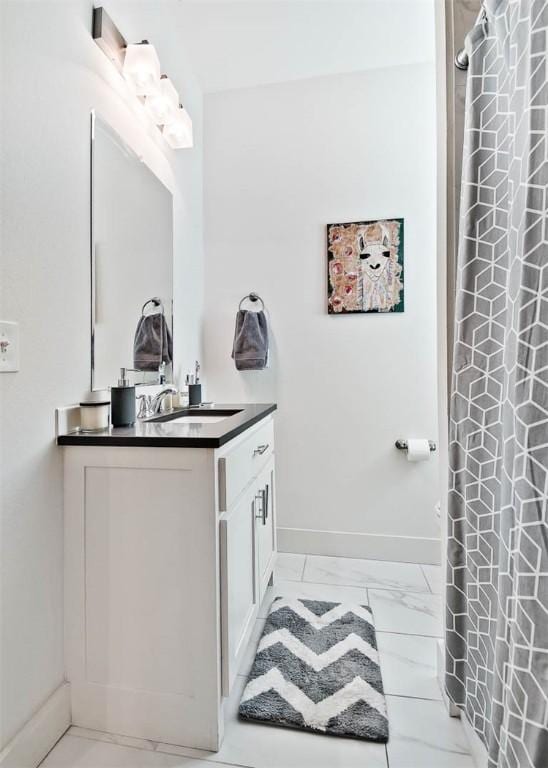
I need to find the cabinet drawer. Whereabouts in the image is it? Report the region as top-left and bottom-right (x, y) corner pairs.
(218, 418), (274, 511)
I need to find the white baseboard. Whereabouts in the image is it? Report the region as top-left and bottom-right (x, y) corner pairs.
(0, 683), (71, 768)
(277, 526), (441, 564)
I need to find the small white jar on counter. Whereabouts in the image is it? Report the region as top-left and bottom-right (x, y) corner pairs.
(172, 389), (190, 409)
(80, 400), (110, 432)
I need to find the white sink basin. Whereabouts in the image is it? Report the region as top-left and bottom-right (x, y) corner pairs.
(168, 415), (231, 424)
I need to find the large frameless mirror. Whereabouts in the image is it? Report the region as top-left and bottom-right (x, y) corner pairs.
(90, 112), (174, 391)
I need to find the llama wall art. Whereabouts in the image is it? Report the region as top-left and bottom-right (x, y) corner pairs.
(327, 218), (404, 314)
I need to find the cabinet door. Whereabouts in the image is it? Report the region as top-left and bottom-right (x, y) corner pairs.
(219, 485), (256, 695)
(254, 456), (277, 605)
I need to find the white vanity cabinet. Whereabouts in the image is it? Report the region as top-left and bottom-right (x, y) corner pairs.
(63, 413), (276, 752)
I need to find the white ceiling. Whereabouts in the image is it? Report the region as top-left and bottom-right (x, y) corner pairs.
(108, 0), (436, 94)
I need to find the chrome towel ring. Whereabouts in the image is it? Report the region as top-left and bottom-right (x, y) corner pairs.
(238, 292), (265, 311)
(141, 297), (164, 315)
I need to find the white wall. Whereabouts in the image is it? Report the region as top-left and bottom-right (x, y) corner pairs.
(0, 0), (203, 749)
(203, 64), (440, 563)
(172, 0), (436, 93)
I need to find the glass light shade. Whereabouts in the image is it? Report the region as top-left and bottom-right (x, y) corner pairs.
(145, 76), (179, 126)
(122, 42), (161, 96)
(163, 107), (193, 149)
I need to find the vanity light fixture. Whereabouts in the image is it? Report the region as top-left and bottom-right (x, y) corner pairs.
(122, 41), (161, 97)
(145, 75), (179, 126)
(92, 7), (193, 150)
(163, 106), (193, 149)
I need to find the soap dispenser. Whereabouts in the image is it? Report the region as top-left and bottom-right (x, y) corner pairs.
(111, 368), (136, 427)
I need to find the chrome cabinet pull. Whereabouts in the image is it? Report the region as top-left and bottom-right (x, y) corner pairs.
(253, 443), (269, 457)
(264, 484), (269, 521)
(255, 491), (266, 525)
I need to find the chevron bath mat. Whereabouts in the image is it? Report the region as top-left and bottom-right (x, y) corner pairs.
(239, 597), (388, 741)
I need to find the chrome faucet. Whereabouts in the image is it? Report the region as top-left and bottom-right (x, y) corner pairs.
(136, 394), (153, 419)
(151, 386), (177, 414)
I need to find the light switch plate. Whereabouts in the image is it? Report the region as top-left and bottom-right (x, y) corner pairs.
(0, 321), (19, 372)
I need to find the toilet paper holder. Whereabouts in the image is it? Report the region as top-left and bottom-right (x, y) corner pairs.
(395, 439), (436, 452)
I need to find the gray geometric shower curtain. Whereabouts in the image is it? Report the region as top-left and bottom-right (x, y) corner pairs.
(446, 2), (548, 767)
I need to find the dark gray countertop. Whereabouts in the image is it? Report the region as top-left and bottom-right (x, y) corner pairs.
(57, 403), (277, 448)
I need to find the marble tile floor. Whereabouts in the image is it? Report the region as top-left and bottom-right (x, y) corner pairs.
(40, 553), (474, 768)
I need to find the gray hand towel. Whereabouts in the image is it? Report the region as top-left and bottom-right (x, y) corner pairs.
(133, 312), (173, 371)
(232, 310), (268, 370)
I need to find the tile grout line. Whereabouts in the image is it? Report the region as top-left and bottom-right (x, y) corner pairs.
(301, 556), (435, 594)
(158, 746), (252, 768)
(282, 557), (440, 594)
(384, 691), (443, 703)
(376, 629), (439, 638)
(300, 579), (435, 594)
(37, 726), (72, 768)
(419, 563), (434, 594)
(68, 730), (252, 768)
(289, 555), (443, 593)
(306, 554), (436, 567)
(375, 629), (443, 639)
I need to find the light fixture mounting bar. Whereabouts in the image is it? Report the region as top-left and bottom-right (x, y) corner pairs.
(92, 6), (126, 74)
